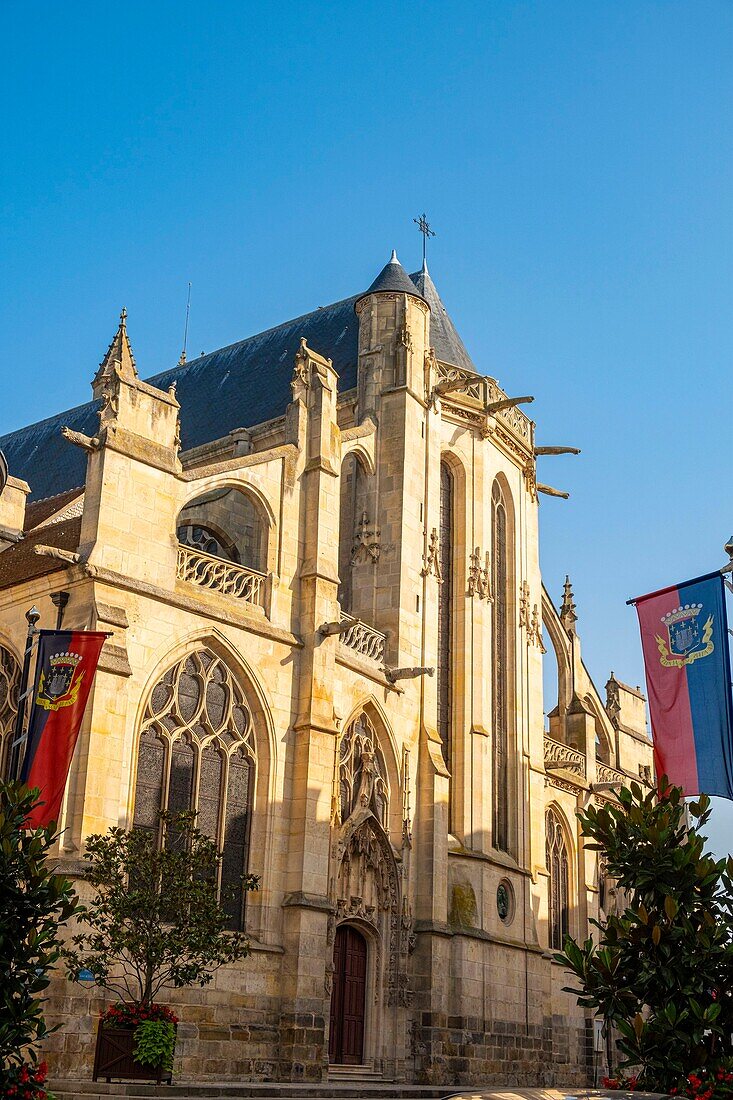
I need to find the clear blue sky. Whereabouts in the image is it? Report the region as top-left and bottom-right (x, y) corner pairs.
(2, 2), (732, 852)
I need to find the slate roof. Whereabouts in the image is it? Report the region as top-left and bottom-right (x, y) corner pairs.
(360, 251), (426, 300)
(411, 263), (474, 374)
(0, 516), (81, 591)
(0, 264), (475, 501)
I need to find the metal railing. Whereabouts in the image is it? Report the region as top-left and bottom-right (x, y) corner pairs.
(176, 544), (266, 608)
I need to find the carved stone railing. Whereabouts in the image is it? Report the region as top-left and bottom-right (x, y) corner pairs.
(544, 735), (586, 779)
(338, 614), (386, 663)
(177, 544), (266, 607)
(596, 763), (629, 789)
(435, 361), (484, 401)
(435, 361), (533, 445)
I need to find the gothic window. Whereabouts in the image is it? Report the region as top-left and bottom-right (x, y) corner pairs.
(132, 648), (256, 929)
(0, 646), (20, 779)
(177, 488), (266, 572)
(492, 480), (510, 851)
(437, 463), (453, 771)
(338, 454), (368, 613)
(546, 808), (570, 950)
(177, 524), (240, 563)
(338, 713), (388, 828)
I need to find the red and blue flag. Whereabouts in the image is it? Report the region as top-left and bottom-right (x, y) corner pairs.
(634, 572), (733, 799)
(20, 629), (107, 829)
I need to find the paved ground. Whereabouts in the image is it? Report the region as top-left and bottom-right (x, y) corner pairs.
(49, 1084), (664, 1100)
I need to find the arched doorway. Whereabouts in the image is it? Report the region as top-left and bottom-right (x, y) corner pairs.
(328, 925), (367, 1065)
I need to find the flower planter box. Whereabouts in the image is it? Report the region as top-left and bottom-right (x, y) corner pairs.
(92, 1023), (174, 1084)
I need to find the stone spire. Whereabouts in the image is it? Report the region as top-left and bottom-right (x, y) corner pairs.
(92, 308), (138, 398)
(560, 574), (577, 634)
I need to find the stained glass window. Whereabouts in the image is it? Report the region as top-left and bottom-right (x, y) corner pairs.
(546, 808), (570, 949)
(132, 648), (256, 929)
(0, 646), (20, 779)
(492, 481), (510, 851)
(438, 463), (453, 772)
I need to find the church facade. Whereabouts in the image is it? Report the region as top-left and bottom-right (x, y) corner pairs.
(0, 252), (652, 1086)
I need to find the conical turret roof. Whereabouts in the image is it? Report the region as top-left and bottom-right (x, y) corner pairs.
(359, 250), (427, 302)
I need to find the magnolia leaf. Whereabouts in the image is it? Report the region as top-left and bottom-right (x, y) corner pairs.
(663, 895), (678, 920)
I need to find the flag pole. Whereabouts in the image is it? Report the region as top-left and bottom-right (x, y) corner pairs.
(9, 606), (41, 781)
(627, 567), (732, 606)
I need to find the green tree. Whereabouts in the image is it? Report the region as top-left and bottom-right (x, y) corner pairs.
(64, 811), (257, 1006)
(556, 781), (733, 1091)
(0, 781), (78, 1077)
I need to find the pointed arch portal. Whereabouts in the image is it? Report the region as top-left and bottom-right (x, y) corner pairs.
(329, 925), (367, 1065)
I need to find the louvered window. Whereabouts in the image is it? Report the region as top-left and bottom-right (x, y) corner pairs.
(437, 463), (453, 772)
(0, 646), (20, 780)
(132, 648), (256, 930)
(492, 481), (510, 851)
(546, 808), (570, 949)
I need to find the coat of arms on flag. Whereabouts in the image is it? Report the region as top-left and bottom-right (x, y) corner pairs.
(631, 570), (733, 801)
(36, 650), (85, 710)
(655, 603), (714, 668)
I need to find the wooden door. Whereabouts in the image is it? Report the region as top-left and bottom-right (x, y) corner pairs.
(328, 925), (367, 1064)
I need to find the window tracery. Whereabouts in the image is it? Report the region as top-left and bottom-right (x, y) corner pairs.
(0, 646), (20, 779)
(546, 807), (570, 950)
(338, 713), (388, 828)
(492, 480), (510, 851)
(177, 523), (240, 563)
(437, 463), (453, 771)
(132, 648), (256, 929)
(177, 487), (266, 572)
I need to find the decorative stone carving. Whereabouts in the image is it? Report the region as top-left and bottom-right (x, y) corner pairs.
(338, 614), (386, 663)
(176, 545), (266, 606)
(523, 460), (538, 501)
(597, 762), (627, 788)
(605, 672), (621, 728)
(544, 734), (586, 778)
(529, 604), (546, 651)
(519, 580), (531, 630)
(336, 713), (388, 828)
(560, 574), (578, 634)
(351, 511), (381, 565)
(467, 547), (492, 600)
(291, 338), (310, 398)
(401, 745), (412, 847)
(422, 528), (442, 582)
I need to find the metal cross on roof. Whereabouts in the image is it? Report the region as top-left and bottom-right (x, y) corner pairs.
(413, 213), (436, 265)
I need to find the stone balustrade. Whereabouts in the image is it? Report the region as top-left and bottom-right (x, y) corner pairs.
(176, 544), (266, 608)
(338, 613), (386, 663)
(543, 735), (586, 778)
(596, 762), (629, 788)
(435, 360), (534, 444)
